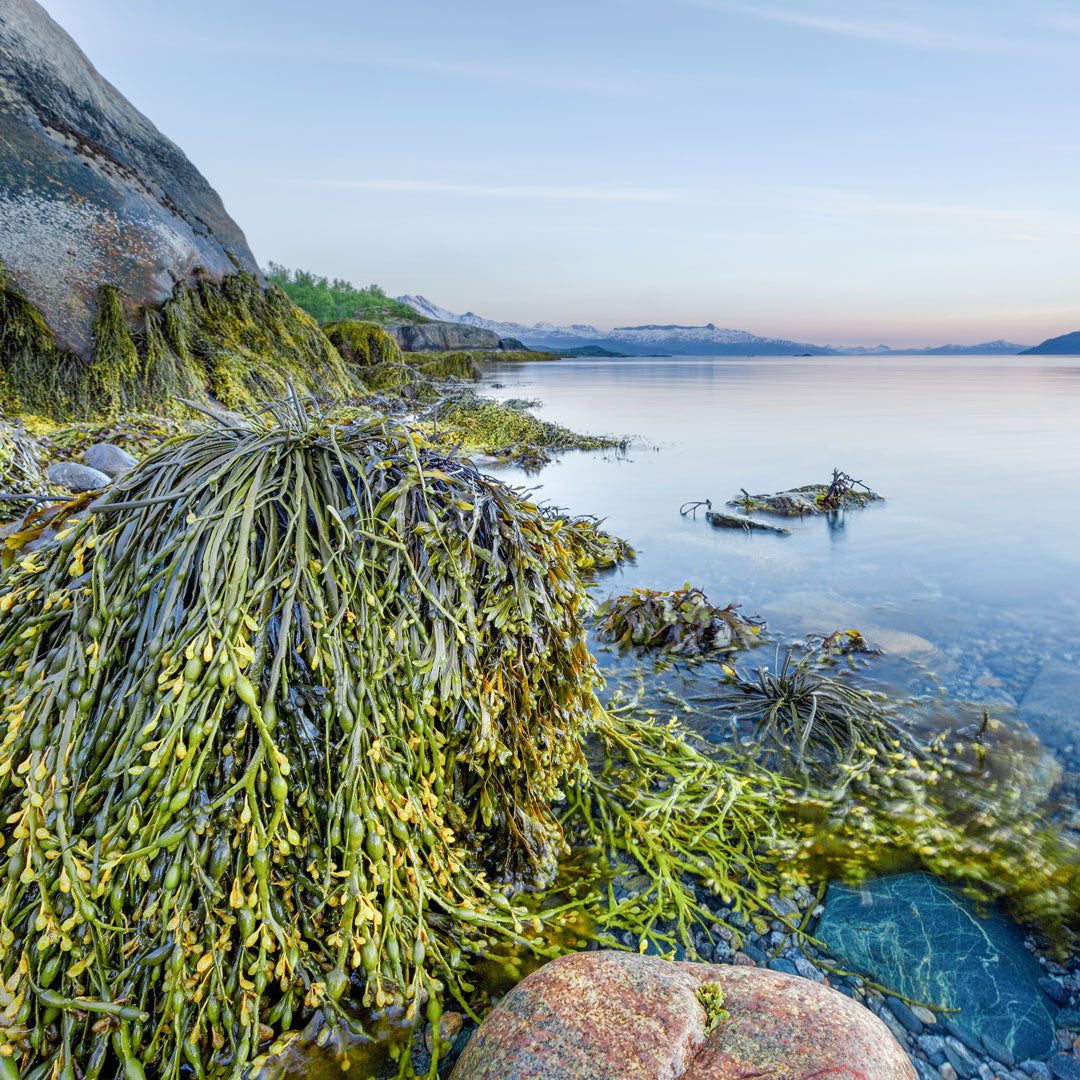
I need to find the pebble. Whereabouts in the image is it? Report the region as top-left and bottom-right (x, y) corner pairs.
(46, 461), (111, 492)
(793, 956), (825, 983)
(913, 1005), (939, 1026)
(878, 1007), (910, 1046)
(83, 442), (138, 477)
(1049, 1056), (1080, 1080)
(981, 1034), (1017, 1067)
(1021, 1061), (1053, 1078)
(767, 958), (799, 977)
(1042, 979), (1071, 1006)
(940, 1064), (959, 1080)
(888, 996), (927, 1035)
(920, 1035), (947, 1056)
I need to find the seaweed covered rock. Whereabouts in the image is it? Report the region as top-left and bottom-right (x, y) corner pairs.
(0, 4), (359, 420)
(2, 268), (360, 419)
(323, 319), (404, 368)
(597, 586), (763, 657)
(730, 470), (882, 517)
(0, 400), (609, 1077)
(435, 392), (623, 459)
(451, 950), (917, 1080)
(411, 351), (484, 380)
(0, 0), (258, 358)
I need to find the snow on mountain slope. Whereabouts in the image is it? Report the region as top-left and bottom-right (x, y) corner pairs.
(394, 296), (1028, 356)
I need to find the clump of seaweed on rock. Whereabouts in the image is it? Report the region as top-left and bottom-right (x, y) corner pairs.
(596, 586), (763, 658)
(0, 395), (788, 1079)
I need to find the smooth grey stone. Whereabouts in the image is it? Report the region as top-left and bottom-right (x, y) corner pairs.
(1049, 1056), (1080, 1080)
(1020, 663), (1080, 752)
(1057, 1009), (1080, 1030)
(46, 461), (111, 492)
(889, 996), (927, 1035)
(793, 955), (825, 983)
(767, 957), (799, 977)
(981, 1033), (1017, 1066)
(1042, 977), (1072, 1006)
(83, 442), (137, 477)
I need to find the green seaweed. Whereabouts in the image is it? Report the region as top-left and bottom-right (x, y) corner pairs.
(434, 393), (624, 457)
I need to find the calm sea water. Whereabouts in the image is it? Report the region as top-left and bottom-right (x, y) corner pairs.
(480, 355), (1080, 711)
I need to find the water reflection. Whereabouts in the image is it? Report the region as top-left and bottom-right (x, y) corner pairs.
(481, 355), (1080, 713)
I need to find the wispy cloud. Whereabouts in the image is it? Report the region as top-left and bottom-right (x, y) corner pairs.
(180, 35), (645, 98)
(777, 186), (1080, 241)
(286, 179), (690, 204)
(670, 0), (1014, 50)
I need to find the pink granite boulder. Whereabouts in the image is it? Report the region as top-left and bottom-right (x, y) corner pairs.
(451, 950), (917, 1080)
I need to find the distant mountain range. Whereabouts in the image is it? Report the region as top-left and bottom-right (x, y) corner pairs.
(1021, 331), (1080, 355)
(397, 296), (1029, 357)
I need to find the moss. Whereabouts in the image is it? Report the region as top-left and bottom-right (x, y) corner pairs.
(323, 319), (403, 368)
(409, 351), (484, 380)
(0, 263), (85, 419)
(0, 264), (363, 421)
(355, 361), (419, 392)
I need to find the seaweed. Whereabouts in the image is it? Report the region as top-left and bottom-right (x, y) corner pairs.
(0, 265), (364, 421)
(596, 587), (763, 658)
(323, 320), (404, 369)
(433, 392), (624, 458)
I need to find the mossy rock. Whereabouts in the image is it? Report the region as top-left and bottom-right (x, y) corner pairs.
(1, 266), (362, 420)
(323, 319), (403, 368)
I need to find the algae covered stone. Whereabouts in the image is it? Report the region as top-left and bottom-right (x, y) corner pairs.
(815, 872), (1056, 1061)
(451, 950), (916, 1080)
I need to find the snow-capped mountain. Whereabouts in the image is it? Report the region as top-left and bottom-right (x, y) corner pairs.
(395, 296), (1028, 357)
(396, 296), (833, 355)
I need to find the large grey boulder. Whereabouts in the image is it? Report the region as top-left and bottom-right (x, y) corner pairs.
(386, 321), (504, 352)
(0, 0), (260, 357)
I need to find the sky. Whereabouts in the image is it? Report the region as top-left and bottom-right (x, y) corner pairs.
(40, 0), (1080, 346)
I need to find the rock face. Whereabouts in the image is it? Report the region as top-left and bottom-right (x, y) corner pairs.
(0, 0), (259, 357)
(816, 873), (1056, 1062)
(385, 321), (520, 353)
(451, 950), (916, 1080)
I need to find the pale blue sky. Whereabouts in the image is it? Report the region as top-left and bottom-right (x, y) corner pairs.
(42, 0), (1080, 345)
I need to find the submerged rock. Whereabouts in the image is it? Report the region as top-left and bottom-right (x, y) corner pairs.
(451, 950), (916, 1079)
(815, 872), (1056, 1062)
(1019, 661), (1080, 752)
(706, 510), (792, 535)
(729, 478), (883, 517)
(0, 0), (259, 357)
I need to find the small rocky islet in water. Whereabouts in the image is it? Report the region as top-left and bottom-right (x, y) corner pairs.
(1, 3), (1080, 1079)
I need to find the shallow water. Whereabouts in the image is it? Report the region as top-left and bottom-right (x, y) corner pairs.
(481, 355), (1080, 714)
